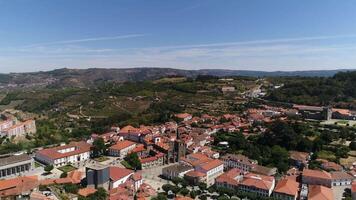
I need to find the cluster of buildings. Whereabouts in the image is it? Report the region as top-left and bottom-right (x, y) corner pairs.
(0, 116), (36, 139)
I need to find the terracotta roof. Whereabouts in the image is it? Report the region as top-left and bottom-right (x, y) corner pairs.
(302, 169), (332, 180)
(131, 144), (146, 153)
(181, 153), (212, 167)
(0, 176), (39, 197)
(289, 151), (309, 162)
(36, 141), (91, 160)
(110, 167), (133, 182)
(110, 140), (136, 151)
(175, 113), (192, 119)
(330, 171), (354, 180)
(308, 185), (333, 200)
(198, 159), (223, 171)
(240, 173), (274, 191)
(78, 188), (97, 197)
(321, 161), (343, 171)
(185, 170), (205, 177)
(216, 168), (241, 187)
(30, 191), (50, 200)
(352, 181), (356, 193)
(273, 178), (299, 196)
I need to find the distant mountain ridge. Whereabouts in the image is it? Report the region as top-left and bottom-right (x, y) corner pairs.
(0, 67), (354, 88)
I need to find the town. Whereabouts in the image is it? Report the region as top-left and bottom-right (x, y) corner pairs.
(0, 88), (356, 200)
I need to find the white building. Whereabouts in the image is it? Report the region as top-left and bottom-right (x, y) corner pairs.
(108, 140), (136, 159)
(35, 141), (91, 167)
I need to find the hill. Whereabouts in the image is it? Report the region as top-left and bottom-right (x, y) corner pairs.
(0, 68), (354, 89)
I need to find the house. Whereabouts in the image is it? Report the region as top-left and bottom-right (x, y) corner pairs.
(35, 141), (91, 167)
(352, 181), (356, 200)
(215, 168), (242, 190)
(162, 164), (193, 180)
(238, 173), (275, 197)
(308, 185), (334, 200)
(0, 154), (33, 179)
(119, 125), (150, 143)
(175, 113), (192, 122)
(0, 176), (39, 198)
(302, 169), (332, 187)
(78, 188), (97, 197)
(0, 120), (36, 139)
(289, 151), (310, 168)
(140, 153), (165, 169)
(272, 178), (299, 200)
(293, 105), (331, 120)
(221, 154), (257, 171)
(108, 140), (136, 159)
(180, 153), (224, 186)
(109, 167), (134, 189)
(195, 159), (224, 186)
(251, 164), (277, 176)
(330, 171), (354, 186)
(321, 161), (343, 171)
(332, 108), (356, 120)
(221, 86), (235, 93)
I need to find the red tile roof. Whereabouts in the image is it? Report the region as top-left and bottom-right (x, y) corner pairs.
(0, 176), (39, 197)
(110, 140), (136, 151)
(240, 173), (274, 191)
(36, 141), (91, 160)
(302, 169), (332, 180)
(109, 167), (133, 182)
(78, 188), (97, 197)
(198, 159), (223, 171)
(216, 168), (241, 187)
(185, 170), (205, 177)
(308, 185), (333, 200)
(273, 178), (299, 197)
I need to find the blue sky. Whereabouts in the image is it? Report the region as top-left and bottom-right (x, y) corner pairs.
(1, 0), (356, 73)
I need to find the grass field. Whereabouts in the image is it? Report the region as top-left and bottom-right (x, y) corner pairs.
(94, 156), (110, 162)
(58, 165), (77, 173)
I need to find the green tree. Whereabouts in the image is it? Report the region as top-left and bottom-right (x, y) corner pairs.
(64, 184), (79, 194)
(124, 153), (142, 170)
(350, 141), (356, 150)
(198, 182), (207, 191)
(92, 138), (106, 158)
(44, 165), (54, 174)
(60, 172), (68, 178)
(179, 188), (189, 196)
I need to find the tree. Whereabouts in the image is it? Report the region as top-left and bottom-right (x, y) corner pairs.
(151, 194), (168, 200)
(60, 172), (68, 178)
(162, 184), (175, 193)
(179, 188), (189, 196)
(190, 190), (198, 199)
(350, 141), (356, 150)
(125, 153), (142, 170)
(44, 165), (54, 174)
(92, 138), (106, 158)
(64, 184), (79, 194)
(198, 182), (207, 191)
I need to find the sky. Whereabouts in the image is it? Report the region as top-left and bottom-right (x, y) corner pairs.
(1, 0), (356, 73)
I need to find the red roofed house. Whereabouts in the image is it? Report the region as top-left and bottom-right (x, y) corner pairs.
(181, 153), (224, 186)
(109, 140), (137, 159)
(109, 167), (136, 189)
(308, 185), (333, 200)
(0, 176), (39, 198)
(140, 153), (164, 169)
(175, 113), (192, 122)
(331, 171), (354, 186)
(239, 173), (275, 197)
(302, 169), (332, 187)
(215, 168), (242, 190)
(195, 159), (224, 186)
(35, 141), (91, 167)
(272, 178), (299, 200)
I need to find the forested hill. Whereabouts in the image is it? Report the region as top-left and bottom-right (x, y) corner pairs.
(0, 68), (354, 89)
(266, 71), (356, 108)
